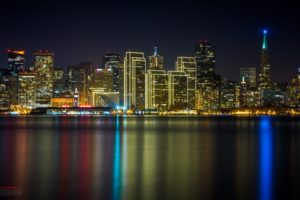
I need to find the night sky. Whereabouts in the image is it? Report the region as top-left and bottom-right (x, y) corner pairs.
(0, 0), (299, 82)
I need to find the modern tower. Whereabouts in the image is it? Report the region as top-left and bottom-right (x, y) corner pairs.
(34, 50), (54, 107)
(123, 51), (146, 110)
(194, 41), (216, 88)
(103, 53), (121, 92)
(148, 47), (164, 70)
(145, 70), (168, 110)
(176, 57), (197, 109)
(258, 29), (272, 91)
(68, 62), (94, 106)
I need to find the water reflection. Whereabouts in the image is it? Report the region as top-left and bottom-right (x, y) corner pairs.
(0, 116), (300, 200)
(259, 117), (273, 200)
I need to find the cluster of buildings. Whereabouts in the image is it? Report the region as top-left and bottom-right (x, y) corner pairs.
(1, 30), (300, 114)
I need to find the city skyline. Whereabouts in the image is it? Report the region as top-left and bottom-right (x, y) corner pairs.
(0, 0), (299, 82)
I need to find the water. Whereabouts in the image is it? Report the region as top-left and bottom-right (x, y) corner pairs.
(0, 116), (300, 200)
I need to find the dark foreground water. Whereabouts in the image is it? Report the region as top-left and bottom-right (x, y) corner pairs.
(0, 116), (300, 200)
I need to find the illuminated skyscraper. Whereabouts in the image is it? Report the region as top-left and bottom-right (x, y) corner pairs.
(123, 51), (146, 110)
(168, 71), (188, 110)
(0, 69), (15, 110)
(176, 57), (197, 109)
(53, 68), (66, 97)
(68, 62), (94, 106)
(103, 53), (121, 92)
(287, 68), (300, 107)
(258, 29), (273, 106)
(34, 51), (54, 107)
(145, 70), (168, 110)
(195, 41), (216, 87)
(258, 29), (272, 90)
(148, 47), (164, 70)
(7, 50), (25, 76)
(18, 72), (36, 109)
(195, 41), (220, 110)
(240, 67), (256, 88)
(220, 79), (238, 109)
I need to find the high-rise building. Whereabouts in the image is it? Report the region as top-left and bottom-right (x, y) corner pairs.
(220, 79), (238, 109)
(176, 57), (197, 109)
(287, 68), (300, 107)
(258, 29), (273, 106)
(68, 62), (94, 106)
(195, 40), (216, 87)
(7, 50), (25, 104)
(195, 41), (220, 110)
(240, 67), (256, 88)
(103, 53), (121, 92)
(34, 51), (54, 107)
(18, 72), (36, 109)
(90, 68), (118, 107)
(53, 68), (66, 97)
(148, 47), (164, 70)
(0, 69), (15, 110)
(93, 68), (113, 91)
(123, 51), (146, 110)
(145, 70), (168, 110)
(168, 71), (188, 110)
(7, 50), (25, 76)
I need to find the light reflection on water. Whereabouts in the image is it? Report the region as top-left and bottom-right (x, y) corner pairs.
(0, 116), (300, 200)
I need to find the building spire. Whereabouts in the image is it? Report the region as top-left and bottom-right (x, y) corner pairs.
(154, 46), (158, 56)
(262, 29), (268, 49)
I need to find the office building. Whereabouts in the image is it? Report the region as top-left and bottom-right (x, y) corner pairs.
(145, 70), (168, 110)
(34, 51), (54, 107)
(176, 56), (197, 109)
(123, 51), (146, 110)
(168, 71), (188, 110)
(68, 62), (94, 106)
(103, 53), (121, 92)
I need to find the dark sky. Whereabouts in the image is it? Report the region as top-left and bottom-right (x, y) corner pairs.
(0, 0), (299, 82)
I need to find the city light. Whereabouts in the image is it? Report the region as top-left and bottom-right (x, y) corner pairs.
(1, 29), (300, 116)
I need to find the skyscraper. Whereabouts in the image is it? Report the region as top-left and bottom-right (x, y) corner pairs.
(195, 41), (216, 87)
(103, 53), (121, 92)
(34, 51), (54, 107)
(240, 67), (256, 88)
(7, 50), (25, 76)
(148, 47), (164, 70)
(68, 62), (94, 106)
(195, 41), (220, 110)
(0, 69), (15, 110)
(168, 71), (188, 110)
(90, 68), (119, 107)
(53, 68), (66, 97)
(123, 51), (146, 110)
(176, 57), (197, 109)
(145, 70), (168, 110)
(18, 72), (36, 109)
(258, 29), (273, 106)
(7, 50), (25, 104)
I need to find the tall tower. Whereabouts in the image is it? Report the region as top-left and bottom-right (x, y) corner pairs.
(258, 29), (272, 91)
(103, 53), (121, 92)
(123, 51), (146, 110)
(34, 50), (54, 107)
(194, 41), (216, 88)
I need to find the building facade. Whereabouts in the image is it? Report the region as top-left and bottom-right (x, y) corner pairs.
(123, 51), (146, 110)
(145, 70), (168, 110)
(34, 51), (54, 107)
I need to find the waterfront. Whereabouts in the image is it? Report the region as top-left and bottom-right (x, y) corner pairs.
(0, 116), (300, 200)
